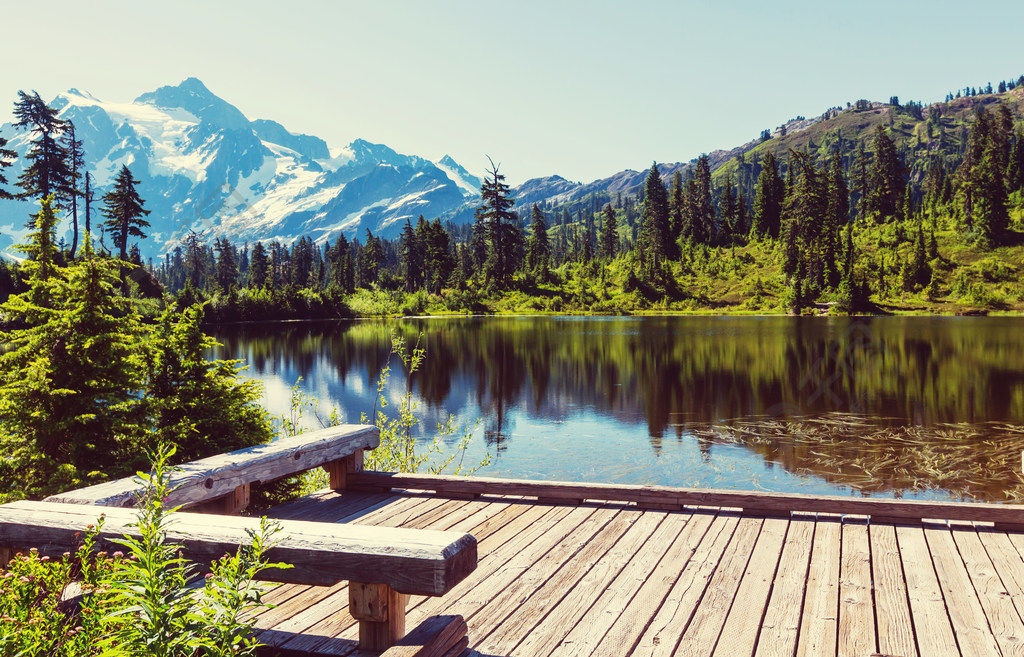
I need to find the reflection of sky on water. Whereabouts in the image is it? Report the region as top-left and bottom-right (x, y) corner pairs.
(212, 316), (1024, 502)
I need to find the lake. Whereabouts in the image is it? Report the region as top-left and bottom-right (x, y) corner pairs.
(211, 315), (1024, 503)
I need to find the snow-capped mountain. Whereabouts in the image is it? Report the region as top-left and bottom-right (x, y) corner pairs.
(0, 78), (481, 259)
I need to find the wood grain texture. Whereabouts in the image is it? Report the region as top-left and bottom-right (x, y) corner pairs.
(951, 528), (1024, 657)
(870, 524), (918, 657)
(46, 424), (379, 509)
(378, 615), (467, 657)
(896, 525), (960, 656)
(755, 518), (815, 657)
(0, 500), (474, 595)
(796, 517), (841, 657)
(348, 471), (1024, 523)
(838, 521), (875, 657)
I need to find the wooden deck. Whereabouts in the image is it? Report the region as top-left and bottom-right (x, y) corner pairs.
(250, 487), (1024, 657)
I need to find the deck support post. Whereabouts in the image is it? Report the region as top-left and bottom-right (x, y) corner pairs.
(327, 451), (364, 491)
(350, 581), (408, 651)
(0, 547), (12, 568)
(196, 483), (250, 515)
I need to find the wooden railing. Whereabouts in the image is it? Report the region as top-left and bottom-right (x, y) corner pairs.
(0, 425), (478, 654)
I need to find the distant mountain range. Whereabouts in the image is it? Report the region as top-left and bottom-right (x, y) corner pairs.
(0, 78), (482, 259)
(3, 76), (1021, 260)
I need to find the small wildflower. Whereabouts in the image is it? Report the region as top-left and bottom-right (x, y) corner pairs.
(112, 551), (124, 558)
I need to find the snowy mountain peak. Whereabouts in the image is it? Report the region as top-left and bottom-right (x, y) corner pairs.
(134, 78), (250, 130)
(0, 80), (481, 258)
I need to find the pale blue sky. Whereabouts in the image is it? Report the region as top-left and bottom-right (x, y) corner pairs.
(4, 0), (1023, 184)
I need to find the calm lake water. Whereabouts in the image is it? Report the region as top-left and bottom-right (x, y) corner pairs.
(211, 316), (1024, 503)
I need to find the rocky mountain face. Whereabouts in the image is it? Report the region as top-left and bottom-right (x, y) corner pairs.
(0, 78), (481, 259)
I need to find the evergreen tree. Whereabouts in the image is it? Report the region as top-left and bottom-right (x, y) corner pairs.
(101, 165), (150, 260)
(400, 218), (424, 292)
(526, 204), (550, 279)
(668, 171), (684, 256)
(751, 152), (783, 239)
(421, 219), (454, 293)
(476, 158), (520, 289)
(357, 229), (384, 287)
(718, 173), (738, 237)
(599, 204), (618, 259)
(691, 155), (714, 244)
(0, 133), (15, 200)
(869, 125), (905, 219)
(12, 91), (72, 219)
(61, 121), (85, 258)
(12, 196), (61, 313)
(248, 241), (269, 288)
(214, 238), (238, 292)
(639, 162), (671, 271)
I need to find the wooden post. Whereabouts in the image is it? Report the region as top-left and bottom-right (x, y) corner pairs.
(326, 450), (364, 491)
(350, 581), (408, 651)
(196, 483), (250, 515)
(0, 547), (12, 569)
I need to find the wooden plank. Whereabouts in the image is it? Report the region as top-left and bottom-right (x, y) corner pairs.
(951, 527), (1024, 657)
(896, 525), (960, 656)
(46, 424), (379, 508)
(579, 513), (718, 657)
(632, 513), (741, 657)
(796, 517), (841, 657)
(327, 450), (363, 490)
(379, 615), (467, 657)
(348, 471), (1024, 524)
(869, 523), (918, 657)
(673, 515), (765, 657)
(925, 525), (1000, 656)
(267, 490), (397, 523)
(504, 510), (674, 656)
(980, 529), (1024, 633)
(0, 500), (475, 595)
(838, 520), (875, 657)
(271, 503), (571, 656)
(754, 518), (814, 657)
(468, 507), (635, 651)
(713, 517), (789, 656)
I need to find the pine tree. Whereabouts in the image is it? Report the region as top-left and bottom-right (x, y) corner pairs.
(691, 155), (714, 244)
(526, 204), (550, 279)
(869, 125), (905, 219)
(214, 238), (238, 292)
(101, 165), (150, 260)
(12, 196), (61, 313)
(639, 162), (671, 271)
(400, 218), (424, 292)
(12, 91), (72, 219)
(0, 133), (15, 200)
(61, 121), (85, 258)
(751, 152), (783, 239)
(719, 173), (738, 238)
(668, 171), (684, 256)
(599, 204), (618, 259)
(475, 158), (521, 289)
(248, 241), (269, 288)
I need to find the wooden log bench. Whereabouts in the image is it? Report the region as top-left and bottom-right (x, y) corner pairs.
(0, 500), (477, 652)
(44, 424), (380, 513)
(1, 424), (479, 652)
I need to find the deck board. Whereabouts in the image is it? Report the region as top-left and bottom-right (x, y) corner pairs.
(247, 488), (1024, 657)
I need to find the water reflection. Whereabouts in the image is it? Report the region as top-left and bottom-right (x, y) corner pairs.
(212, 316), (1024, 501)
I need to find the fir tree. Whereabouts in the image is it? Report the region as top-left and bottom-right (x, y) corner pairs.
(400, 218), (424, 292)
(61, 121), (85, 258)
(751, 152), (783, 239)
(668, 171), (684, 256)
(0, 133), (15, 200)
(101, 165), (150, 260)
(639, 162), (671, 271)
(248, 241), (269, 288)
(869, 125), (905, 219)
(12, 91), (72, 219)
(526, 204), (550, 279)
(476, 158), (520, 289)
(691, 155), (714, 244)
(599, 204), (618, 259)
(214, 238), (238, 292)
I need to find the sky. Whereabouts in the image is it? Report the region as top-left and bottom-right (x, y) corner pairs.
(3, 0), (1024, 185)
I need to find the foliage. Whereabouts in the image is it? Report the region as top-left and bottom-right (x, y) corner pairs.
(0, 445), (285, 656)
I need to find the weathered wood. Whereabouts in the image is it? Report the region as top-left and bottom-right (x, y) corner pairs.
(951, 527), (1024, 657)
(45, 424), (379, 509)
(379, 615), (467, 657)
(869, 524), (917, 657)
(326, 450), (363, 491)
(796, 517), (841, 657)
(351, 581), (408, 651)
(754, 519), (815, 657)
(838, 520), (875, 657)
(195, 483), (250, 515)
(896, 525), (960, 655)
(713, 517), (789, 656)
(349, 470), (1024, 523)
(0, 500), (475, 596)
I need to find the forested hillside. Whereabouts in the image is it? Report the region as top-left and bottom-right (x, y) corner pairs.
(3, 76), (1024, 318)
